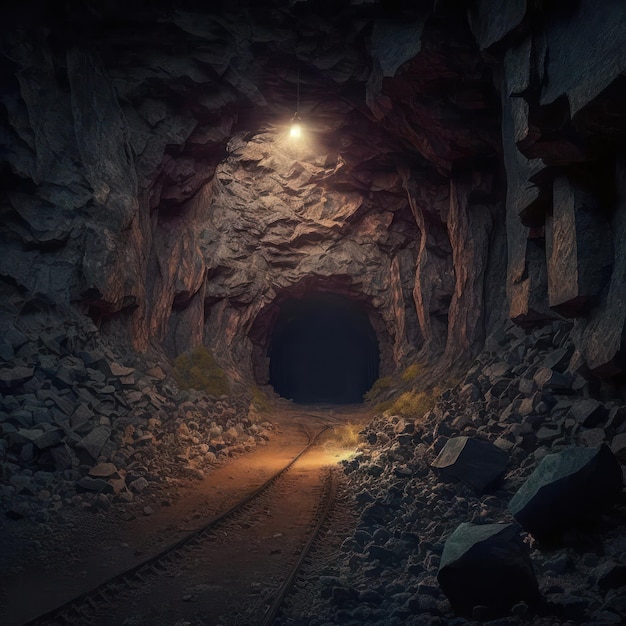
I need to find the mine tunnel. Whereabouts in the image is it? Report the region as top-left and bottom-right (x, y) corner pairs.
(268, 293), (379, 404)
(2, 1), (626, 625)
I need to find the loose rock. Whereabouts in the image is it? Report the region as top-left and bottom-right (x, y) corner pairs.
(509, 445), (623, 541)
(431, 437), (509, 492)
(437, 522), (538, 618)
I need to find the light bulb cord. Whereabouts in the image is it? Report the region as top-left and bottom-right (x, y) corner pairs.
(295, 62), (300, 115)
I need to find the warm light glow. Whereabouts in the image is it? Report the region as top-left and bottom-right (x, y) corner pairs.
(290, 121), (302, 139)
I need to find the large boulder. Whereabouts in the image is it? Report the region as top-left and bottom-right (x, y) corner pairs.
(437, 522), (538, 618)
(509, 445), (623, 541)
(431, 436), (509, 491)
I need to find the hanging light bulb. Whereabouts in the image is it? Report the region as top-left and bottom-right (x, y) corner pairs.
(290, 113), (302, 139)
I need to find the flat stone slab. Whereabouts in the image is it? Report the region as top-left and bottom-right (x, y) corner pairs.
(611, 433), (626, 462)
(431, 436), (509, 491)
(509, 445), (623, 541)
(109, 362), (135, 377)
(33, 429), (62, 450)
(89, 462), (119, 478)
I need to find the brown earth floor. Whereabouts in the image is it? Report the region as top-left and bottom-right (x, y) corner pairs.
(0, 403), (371, 626)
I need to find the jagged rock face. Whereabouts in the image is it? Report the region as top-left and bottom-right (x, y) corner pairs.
(199, 130), (420, 379)
(0, 0), (625, 389)
(492, 0), (626, 374)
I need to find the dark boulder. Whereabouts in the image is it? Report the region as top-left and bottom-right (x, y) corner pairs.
(76, 476), (113, 494)
(0, 366), (34, 390)
(431, 436), (509, 491)
(437, 522), (538, 618)
(569, 399), (606, 427)
(509, 445), (623, 541)
(592, 560), (626, 592)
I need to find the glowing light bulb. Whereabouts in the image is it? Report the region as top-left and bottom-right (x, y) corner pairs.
(290, 112), (302, 139)
(290, 121), (302, 139)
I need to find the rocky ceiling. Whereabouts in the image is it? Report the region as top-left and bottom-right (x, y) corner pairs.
(43, 0), (496, 206)
(1, 0), (625, 387)
(42, 0), (499, 173)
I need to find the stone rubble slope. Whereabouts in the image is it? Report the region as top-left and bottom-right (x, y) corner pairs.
(0, 298), (272, 523)
(289, 320), (626, 626)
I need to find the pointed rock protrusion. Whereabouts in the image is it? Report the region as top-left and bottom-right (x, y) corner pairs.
(431, 436), (509, 491)
(509, 445), (623, 541)
(77, 426), (112, 460)
(437, 522), (538, 618)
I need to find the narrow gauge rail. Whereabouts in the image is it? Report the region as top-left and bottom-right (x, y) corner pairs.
(259, 467), (338, 626)
(25, 424), (333, 626)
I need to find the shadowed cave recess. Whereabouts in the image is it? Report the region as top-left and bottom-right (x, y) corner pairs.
(1, 0), (626, 623)
(268, 293), (380, 404)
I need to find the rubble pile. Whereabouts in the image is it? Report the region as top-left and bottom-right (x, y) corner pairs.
(0, 304), (271, 522)
(288, 321), (626, 625)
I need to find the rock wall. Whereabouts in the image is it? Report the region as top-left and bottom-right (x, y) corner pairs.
(0, 0), (625, 392)
(198, 130), (421, 380)
(0, 32), (211, 353)
(0, 2), (485, 388)
(472, 0), (626, 378)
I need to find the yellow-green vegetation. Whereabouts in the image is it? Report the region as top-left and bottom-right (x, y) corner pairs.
(364, 363), (426, 403)
(173, 345), (230, 397)
(322, 421), (365, 459)
(251, 385), (271, 414)
(331, 421), (364, 448)
(363, 375), (394, 402)
(377, 387), (441, 418)
(365, 363), (453, 421)
(400, 362), (424, 382)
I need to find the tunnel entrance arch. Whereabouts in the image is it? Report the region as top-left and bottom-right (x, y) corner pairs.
(267, 292), (380, 404)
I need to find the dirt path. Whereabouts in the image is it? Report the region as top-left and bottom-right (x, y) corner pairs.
(99, 450), (332, 625)
(0, 403), (371, 626)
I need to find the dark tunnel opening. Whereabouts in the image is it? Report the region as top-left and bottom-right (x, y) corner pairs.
(268, 293), (380, 404)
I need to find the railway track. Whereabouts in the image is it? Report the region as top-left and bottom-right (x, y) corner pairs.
(259, 466), (337, 626)
(24, 423), (338, 626)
